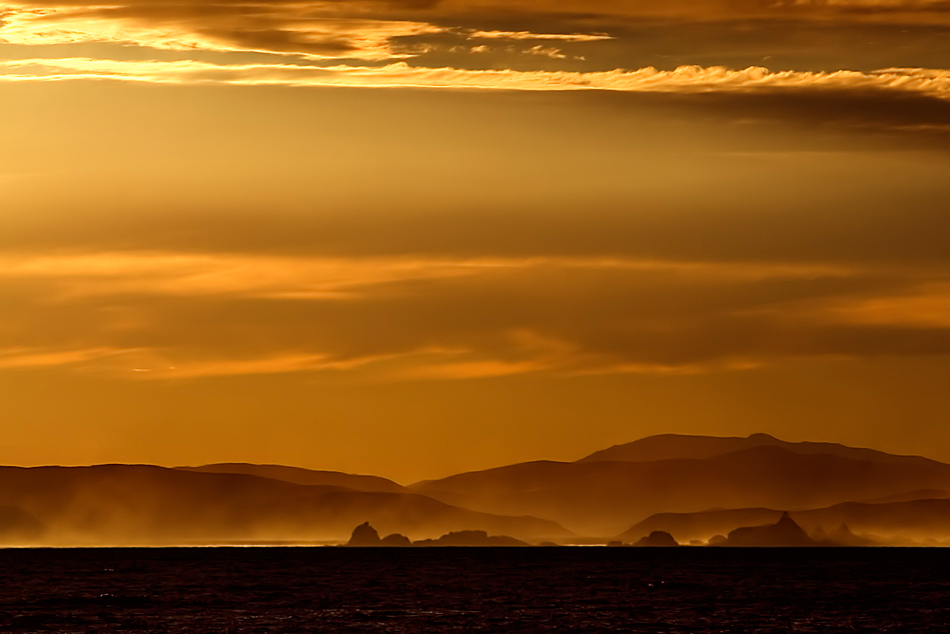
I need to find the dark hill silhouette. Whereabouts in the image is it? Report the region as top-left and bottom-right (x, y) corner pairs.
(854, 489), (950, 504)
(0, 465), (570, 546)
(578, 433), (933, 466)
(347, 521), (381, 546)
(622, 497), (950, 545)
(797, 498), (950, 543)
(411, 443), (950, 535)
(7, 433), (950, 544)
(620, 508), (784, 544)
(177, 463), (405, 493)
(346, 522), (413, 546)
(827, 523), (875, 546)
(380, 532), (412, 546)
(724, 512), (815, 547)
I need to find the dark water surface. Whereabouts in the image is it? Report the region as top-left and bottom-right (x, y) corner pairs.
(1, 547), (948, 632)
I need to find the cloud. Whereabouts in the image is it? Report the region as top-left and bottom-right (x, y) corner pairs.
(4, 56), (950, 102)
(0, 1), (443, 60)
(0, 0), (608, 64)
(4, 0), (949, 75)
(1, 250), (949, 381)
(124, 350), (400, 379)
(452, 0), (950, 22)
(787, 283), (950, 328)
(465, 30), (612, 42)
(0, 344), (415, 379)
(0, 252), (494, 299)
(5, 0), (950, 111)
(0, 347), (133, 369)
(393, 358), (554, 380)
(0, 251), (857, 300)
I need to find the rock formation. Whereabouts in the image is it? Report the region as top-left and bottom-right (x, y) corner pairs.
(633, 531), (679, 547)
(347, 521), (381, 546)
(413, 530), (526, 546)
(380, 533), (412, 546)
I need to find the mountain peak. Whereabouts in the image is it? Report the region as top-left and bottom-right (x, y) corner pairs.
(576, 432), (927, 467)
(576, 433), (788, 464)
(725, 511), (814, 547)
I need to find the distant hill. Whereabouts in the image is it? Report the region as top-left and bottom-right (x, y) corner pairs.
(411, 444), (950, 535)
(177, 463), (405, 493)
(854, 489), (950, 505)
(724, 512), (815, 547)
(620, 508), (784, 544)
(797, 498), (950, 543)
(7, 433), (950, 545)
(621, 496), (950, 545)
(578, 433), (933, 466)
(0, 465), (570, 546)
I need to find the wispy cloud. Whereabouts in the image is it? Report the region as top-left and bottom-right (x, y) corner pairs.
(0, 0), (607, 64)
(792, 283), (950, 328)
(0, 252), (491, 299)
(567, 358), (765, 377)
(2, 250), (948, 382)
(124, 351), (400, 379)
(3, 57), (950, 99)
(0, 251), (857, 301)
(0, 347), (133, 369)
(446, 0), (950, 22)
(0, 1), (442, 59)
(465, 30), (612, 42)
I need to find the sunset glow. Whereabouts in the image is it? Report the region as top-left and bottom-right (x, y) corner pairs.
(3, 0), (950, 484)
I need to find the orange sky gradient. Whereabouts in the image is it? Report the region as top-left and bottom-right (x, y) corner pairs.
(2, 0), (950, 482)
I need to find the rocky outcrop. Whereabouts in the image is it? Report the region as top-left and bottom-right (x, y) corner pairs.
(633, 531), (679, 547)
(347, 522), (381, 546)
(413, 530), (526, 546)
(380, 533), (412, 546)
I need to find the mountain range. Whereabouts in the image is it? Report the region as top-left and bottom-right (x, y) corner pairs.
(0, 465), (567, 545)
(2, 433), (950, 546)
(411, 434), (950, 535)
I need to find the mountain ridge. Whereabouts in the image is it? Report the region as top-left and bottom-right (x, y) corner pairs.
(5, 432), (950, 546)
(577, 432), (936, 466)
(176, 463), (405, 493)
(410, 443), (950, 534)
(621, 496), (950, 544)
(0, 465), (570, 545)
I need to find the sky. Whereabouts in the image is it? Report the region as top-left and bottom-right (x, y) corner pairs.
(3, 0), (950, 483)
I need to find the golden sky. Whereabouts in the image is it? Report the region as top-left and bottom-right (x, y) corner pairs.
(2, 0), (950, 482)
